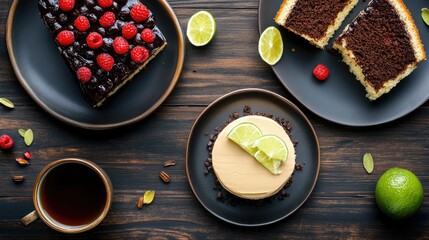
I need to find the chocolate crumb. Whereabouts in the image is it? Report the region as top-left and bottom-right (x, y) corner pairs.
(295, 163), (305, 170)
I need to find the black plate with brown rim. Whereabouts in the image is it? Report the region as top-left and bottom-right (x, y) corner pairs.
(186, 88), (320, 226)
(6, 0), (184, 130)
(259, 0), (429, 126)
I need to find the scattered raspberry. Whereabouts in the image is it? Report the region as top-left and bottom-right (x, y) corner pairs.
(141, 28), (155, 43)
(77, 66), (92, 82)
(113, 37), (129, 55)
(74, 16), (90, 32)
(97, 0), (113, 8)
(56, 30), (74, 46)
(122, 23), (137, 39)
(99, 11), (116, 27)
(0, 134), (14, 150)
(86, 32), (103, 49)
(130, 4), (149, 23)
(131, 46), (149, 63)
(313, 64), (330, 81)
(97, 53), (115, 71)
(59, 0), (75, 12)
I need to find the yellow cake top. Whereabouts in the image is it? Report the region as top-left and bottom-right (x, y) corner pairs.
(212, 115), (296, 200)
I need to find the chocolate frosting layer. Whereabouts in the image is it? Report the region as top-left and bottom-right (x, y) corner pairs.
(336, 0), (416, 91)
(38, 0), (167, 106)
(284, 0), (352, 40)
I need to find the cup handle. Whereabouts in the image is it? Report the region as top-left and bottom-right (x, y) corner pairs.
(21, 210), (40, 226)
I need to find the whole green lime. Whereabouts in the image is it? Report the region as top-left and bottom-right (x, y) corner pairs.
(375, 167), (424, 220)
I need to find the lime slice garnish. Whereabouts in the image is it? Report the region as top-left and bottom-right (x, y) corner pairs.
(186, 11), (216, 46)
(258, 26), (283, 65)
(227, 122), (263, 155)
(253, 150), (283, 175)
(252, 134), (288, 162)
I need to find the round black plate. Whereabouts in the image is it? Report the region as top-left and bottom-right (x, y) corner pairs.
(186, 88), (320, 226)
(7, 0), (184, 130)
(259, 0), (429, 126)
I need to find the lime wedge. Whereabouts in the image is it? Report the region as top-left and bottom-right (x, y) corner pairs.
(254, 150), (283, 175)
(258, 26), (283, 65)
(252, 134), (288, 161)
(227, 122), (263, 155)
(186, 11), (216, 46)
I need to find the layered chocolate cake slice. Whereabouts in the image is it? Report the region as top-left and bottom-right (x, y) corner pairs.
(333, 0), (426, 100)
(38, 0), (167, 107)
(274, 0), (359, 49)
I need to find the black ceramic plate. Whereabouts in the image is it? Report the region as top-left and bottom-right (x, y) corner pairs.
(7, 0), (184, 130)
(259, 0), (429, 126)
(186, 88), (320, 226)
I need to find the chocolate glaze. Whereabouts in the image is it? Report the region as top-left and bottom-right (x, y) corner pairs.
(284, 0), (352, 40)
(336, 0), (416, 91)
(38, 0), (167, 106)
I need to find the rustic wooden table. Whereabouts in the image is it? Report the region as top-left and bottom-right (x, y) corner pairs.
(0, 0), (428, 239)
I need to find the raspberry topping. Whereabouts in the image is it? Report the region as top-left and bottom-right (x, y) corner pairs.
(56, 30), (74, 46)
(313, 64), (330, 81)
(97, 53), (115, 71)
(141, 28), (155, 43)
(97, 0), (113, 8)
(77, 67), (92, 82)
(59, 0), (75, 12)
(0, 134), (14, 150)
(122, 23), (137, 40)
(130, 4), (149, 23)
(86, 32), (103, 49)
(74, 16), (90, 32)
(131, 46), (149, 63)
(113, 37), (129, 55)
(99, 11), (116, 27)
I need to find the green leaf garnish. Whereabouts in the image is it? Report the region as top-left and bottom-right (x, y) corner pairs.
(24, 129), (34, 146)
(422, 8), (429, 26)
(18, 129), (26, 137)
(363, 153), (374, 174)
(0, 98), (14, 109)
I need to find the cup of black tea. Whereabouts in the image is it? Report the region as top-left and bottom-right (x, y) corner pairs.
(21, 158), (112, 234)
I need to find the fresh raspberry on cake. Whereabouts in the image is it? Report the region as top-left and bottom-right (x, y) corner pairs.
(122, 23), (137, 39)
(130, 4), (149, 22)
(86, 32), (103, 49)
(141, 28), (155, 43)
(113, 37), (129, 54)
(131, 46), (149, 63)
(74, 16), (90, 32)
(96, 53), (115, 71)
(97, 0), (113, 8)
(99, 11), (116, 27)
(56, 30), (74, 46)
(59, 0), (75, 12)
(77, 67), (92, 82)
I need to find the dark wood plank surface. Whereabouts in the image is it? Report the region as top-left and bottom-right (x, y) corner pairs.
(1, 0), (428, 239)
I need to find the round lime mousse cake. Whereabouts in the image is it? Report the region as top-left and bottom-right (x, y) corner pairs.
(212, 115), (296, 200)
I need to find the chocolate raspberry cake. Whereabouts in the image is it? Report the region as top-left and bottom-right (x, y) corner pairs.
(274, 0), (358, 49)
(333, 0), (426, 100)
(38, 0), (167, 107)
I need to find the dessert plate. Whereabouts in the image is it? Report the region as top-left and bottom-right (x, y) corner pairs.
(259, 0), (429, 126)
(6, 0), (184, 130)
(186, 88), (320, 226)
